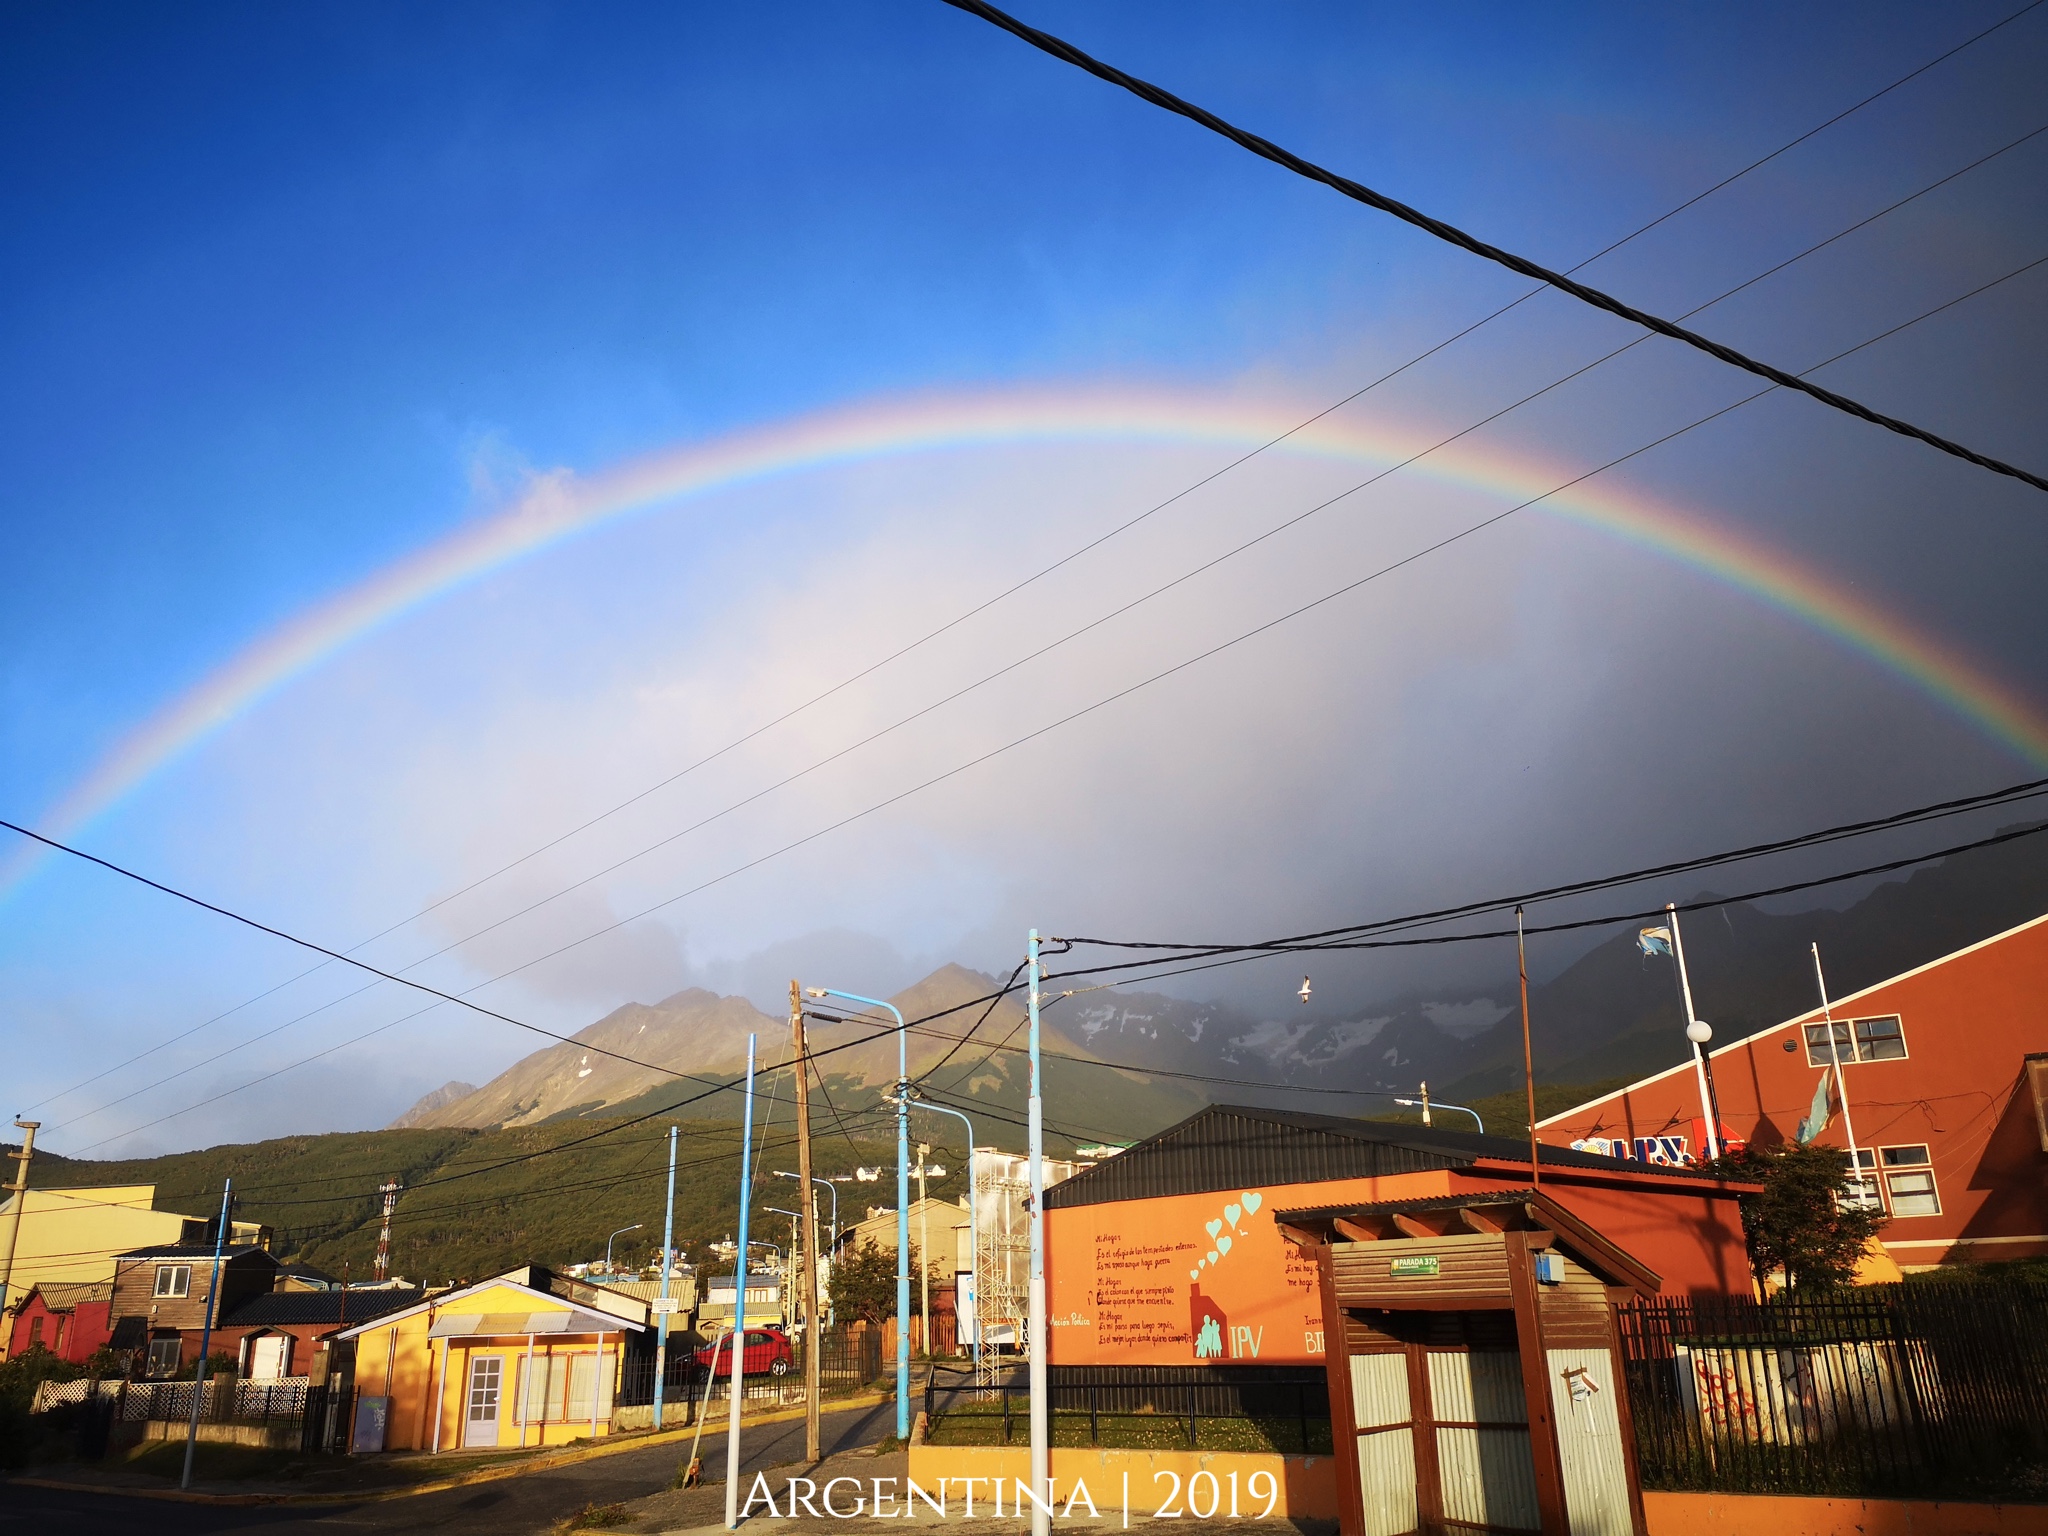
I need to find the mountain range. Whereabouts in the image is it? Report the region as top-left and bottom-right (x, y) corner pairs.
(395, 827), (2048, 1141)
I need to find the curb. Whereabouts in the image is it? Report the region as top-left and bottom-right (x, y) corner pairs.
(9, 1390), (892, 1508)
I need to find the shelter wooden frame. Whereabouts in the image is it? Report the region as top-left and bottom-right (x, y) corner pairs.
(1281, 1190), (1657, 1536)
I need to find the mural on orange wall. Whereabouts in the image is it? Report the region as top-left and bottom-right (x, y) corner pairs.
(1048, 1185), (1331, 1365)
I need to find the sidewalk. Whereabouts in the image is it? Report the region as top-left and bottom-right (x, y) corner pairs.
(10, 1388), (891, 1506)
(595, 1442), (1334, 1536)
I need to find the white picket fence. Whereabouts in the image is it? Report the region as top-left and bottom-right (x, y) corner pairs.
(31, 1375), (311, 1421)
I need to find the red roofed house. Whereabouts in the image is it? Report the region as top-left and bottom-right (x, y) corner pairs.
(6, 1282), (113, 1363)
(1540, 911), (2048, 1270)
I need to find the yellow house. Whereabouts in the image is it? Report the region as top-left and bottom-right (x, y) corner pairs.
(0, 1186), (265, 1354)
(335, 1266), (647, 1453)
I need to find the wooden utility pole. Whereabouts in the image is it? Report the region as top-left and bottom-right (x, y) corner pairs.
(1517, 907), (1539, 1190)
(792, 979), (821, 1464)
(0, 1120), (40, 1327)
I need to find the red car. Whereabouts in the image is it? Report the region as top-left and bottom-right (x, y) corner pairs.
(695, 1327), (793, 1378)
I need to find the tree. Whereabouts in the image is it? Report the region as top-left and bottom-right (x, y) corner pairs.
(1713, 1141), (1886, 1292)
(827, 1237), (940, 1325)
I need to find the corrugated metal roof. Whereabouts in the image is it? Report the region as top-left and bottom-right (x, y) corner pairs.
(1042, 1104), (1724, 1210)
(220, 1288), (424, 1328)
(113, 1242), (277, 1261)
(427, 1305), (639, 1338)
(24, 1281), (111, 1309)
(1277, 1189), (1537, 1221)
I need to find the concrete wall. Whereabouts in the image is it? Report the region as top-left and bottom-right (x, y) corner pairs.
(907, 1444), (1339, 1518)
(1643, 1491), (2048, 1536)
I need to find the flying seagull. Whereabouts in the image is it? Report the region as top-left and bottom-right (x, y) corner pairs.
(1297, 976), (1312, 1005)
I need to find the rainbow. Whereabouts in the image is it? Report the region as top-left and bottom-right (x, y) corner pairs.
(8, 384), (2045, 896)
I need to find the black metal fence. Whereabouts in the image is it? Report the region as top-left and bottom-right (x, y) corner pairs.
(614, 1326), (886, 1415)
(925, 1364), (1331, 1452)
(1618, 1281), (2048, 1501)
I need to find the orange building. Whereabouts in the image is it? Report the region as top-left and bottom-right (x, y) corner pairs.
(334, 1266), (646, 1452)
(1045, 1105), (1756, 1373)
(1540, 911), (2048, 1269)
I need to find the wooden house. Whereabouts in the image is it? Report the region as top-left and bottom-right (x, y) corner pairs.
(334, 1266), (646, 1452)
(109, 1241), (279, 1376)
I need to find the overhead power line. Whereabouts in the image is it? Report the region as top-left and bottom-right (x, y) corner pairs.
(31, 22), (2028, 1127)
(20, 241), (2044, 1152)
(1041, 820), (2048, 994)
(941, 0), (2048, 496)
(1056, 772), (2048, 956)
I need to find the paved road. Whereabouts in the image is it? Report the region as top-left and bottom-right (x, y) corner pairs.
(1, 1400), (894, 1536)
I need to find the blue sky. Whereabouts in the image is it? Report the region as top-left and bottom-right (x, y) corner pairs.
(4, 3), (2044, 1152)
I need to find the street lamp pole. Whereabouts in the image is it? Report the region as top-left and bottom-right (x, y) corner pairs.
(1026, 929), (1050, 1536)
(901, 1094), (980, 1369)
(605, 1223), (643, 1275)
(809, 986), (911, 1441)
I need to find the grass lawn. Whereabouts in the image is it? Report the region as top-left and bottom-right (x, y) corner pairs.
(925, 1408), (1332, 1455)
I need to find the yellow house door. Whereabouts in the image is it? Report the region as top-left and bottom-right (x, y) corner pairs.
(465, 1356), (505, 1448)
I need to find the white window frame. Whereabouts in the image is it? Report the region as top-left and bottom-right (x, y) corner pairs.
(1803, 1014), (1909, 1067)
(146, 1335), (183, 1376)
(1840, 1149), (1884, 1212)
(153, 1264), (192, 1299)
(1878, 1144), (1940, 1217)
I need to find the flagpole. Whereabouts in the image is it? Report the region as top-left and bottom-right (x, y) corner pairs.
(1665, 904), (1721, 1160)
(1515, 907), (1539, 1191)
(1811, 945), (1867, 1202)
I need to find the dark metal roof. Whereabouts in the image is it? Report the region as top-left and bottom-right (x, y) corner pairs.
(1043, 1104), (1727, 1210)
(1276, 1189), (1539, 1221)
(113, 1243), (279, 1262)
(221, 1288), (425, 1329)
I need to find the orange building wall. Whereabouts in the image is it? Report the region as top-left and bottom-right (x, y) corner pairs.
(1048, 1163), (1750, 1366)
(1541, 914), (2048, 1267)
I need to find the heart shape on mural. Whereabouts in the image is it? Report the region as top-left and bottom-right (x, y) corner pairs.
(1206, 1219), (1223, 1239)
(1189, 1270), (1198, 1280)
(1217, 1235), (1233, 1255)
(1206, 1250), (1218, 1265)
(1242, 1191), (1262, 1213)
(1224, 1203), (1242, 1227)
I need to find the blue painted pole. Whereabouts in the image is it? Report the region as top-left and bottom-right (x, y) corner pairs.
(653, 1125), (677, 1430)
(181, 1178), (231, 1490)
(724, 1034), (756, 1530)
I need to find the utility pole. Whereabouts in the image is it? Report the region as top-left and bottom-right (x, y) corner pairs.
(0, 1119), (40, 1330)
(916, 1142), (931, 1358)
(1517, 908), (1539, 1191)
(653, 1126), (678, 1430)
(792, 979), (821, 1465)
(724, 1034), (757, 1532)
(373, 1181), (402, 1281)
(182, 1179), (231, 1490)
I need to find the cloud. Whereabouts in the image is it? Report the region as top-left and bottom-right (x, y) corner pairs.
(13, 395), (2032, 1151)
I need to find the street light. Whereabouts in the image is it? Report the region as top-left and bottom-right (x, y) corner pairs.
(774, 1170), (841, 1254)
(776, 1170), (842, 1327)
(809, 984), (912, 1441)
(1393, 1097), (1486, 1133)
(605, 1223), (643, 1275)
(893, 1090), (981, 1368)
